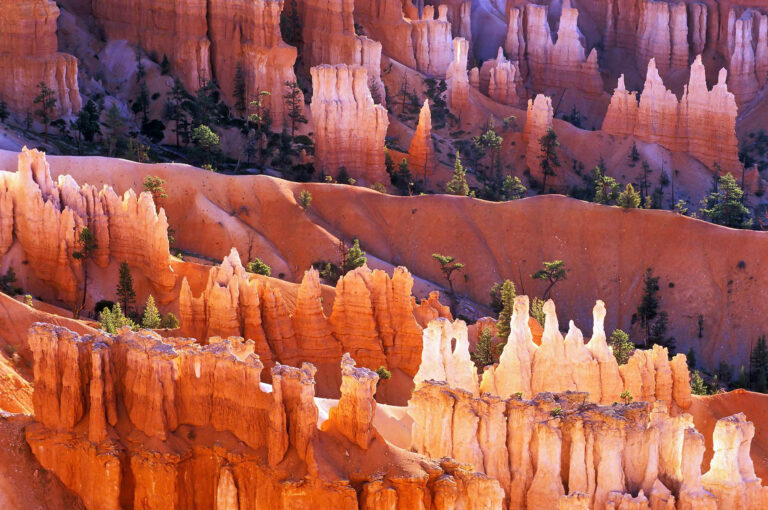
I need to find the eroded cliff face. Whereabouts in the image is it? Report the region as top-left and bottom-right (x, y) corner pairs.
(504, 0), (602, 99)
(522, 94), (554, 176)
(89, 0), (298, 125)
(0, 148), (174, 306)
(25, 322), (503, 510)
(0, 0), (80, 115)
(408, 100), (438, 181)
(310, 64), (389, 185)
(180, 251), (425, 399)
(409, 377), (767, 508)
(603, 56), (740, 172)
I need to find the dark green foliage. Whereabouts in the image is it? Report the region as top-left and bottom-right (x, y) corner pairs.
(33, 81), (57, 143)
(298, 190), (312, 208)
(593, 166), (619, 204)
(141, 119), (166, 144)
(531, 260), (567, 299)
(390, 158), (413, 195)
(530, 297), (545, 327)
(0, 267), (22, 296)
(116, 261), (136, 316)
(160, 55), (171, 75)
(233, 62), (247, 116)
(503, 175), (527, 200)
(247, 258), (272, 277)
(75, 100), (102, 142)
(687, 347), (696, 369)
(700, 173), (753, 229)
(750, 336), (768, 392)
(560, 106), (582, 128)
(280, 0), (302, 46)
(471, 327), (496, 369)
(617, 183), (641, 208)
(471, 118), (503, 178)
(376, 366), (392, 382)
(284, 81), (307, 137)
(632, 268), (675, 351)
(537, 128), (560, 193)
(495, 280), (516, 340)
(446, 152), (469, 196)
(423, 78), (452, 129)
(343, 239), (367, 274)
(161, 313), (180, 329)
(0, 99), (9, 123)
(432, 253), (465, 295)
(690, 370), (709, 395)
(191, 124), (220, 166)
(164, 77), (191, 147)
(100, 303), (137, 334)
(609, 329), (634, 365)
(715, 362), (732, 384)
(72, 227), (98, 319)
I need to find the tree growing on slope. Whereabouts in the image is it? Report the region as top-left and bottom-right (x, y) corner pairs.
(532, 260), (567, 299)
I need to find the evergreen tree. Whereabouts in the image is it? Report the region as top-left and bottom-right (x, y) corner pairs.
(246, 258), (272, 276)
(191, 125), (220, 166)
(471, 327), (496, 369)
(632, 268), (675, 351)
(391, 158), (413, 195)
(280, 0), (302, 46)
(446, 152), (469, 196)
(142, 175), (167, 208)
(284, 81), (306, 137)
(629, 142), (640, 165)
(165, 77), (191, 147)
(690, 369), (708, 395)
(617, 183), (641, 208)
(736, 365), (749, 389)
(432, 253), (464, 296)
(750, 335), (768, 392)
(72, 227), (98, 319)
(75, 100), (101, 143)
(161, 312), (180, 329)
(472, 118), (504, 178)
(531, 260), (567, 299)
(687, 347), (697, 369)
(700, 173), (753, 228)
(233, 62), (247, 116)
(495, 280), (516, 340)
(609, 329), (634, 365)
(141, 295), (162, 329)
(503, 175), (527, 200)
(530, 297), (545, 327)
(33, 81), (57, 143)
(537, 128), (560, 193)
(247, 90), (272, 166)
(342, 238), (367, 274)
(593, 166), (619, 204)
(103, 103), (126, 157)
(133, 50), (151, 124)
(100, 303), (136, 334)
(375, 366), (392, 384)
(715, 361), (733, 385)
(116, 261), (136, 316)
(160, 54), (171, 75)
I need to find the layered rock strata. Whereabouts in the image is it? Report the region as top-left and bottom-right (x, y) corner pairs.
(90, 0), (298, 125)
(479, 48), (524, 107)
(602, 57), (740, 172)
(180, 252), (425, 396)
(445, 37), (470, 114)
(504, 0), (602, 98)
(408, 383), (768, 509)
(310, 65), (389, 185)
(420, 296), (691, 413)
(0, 148), (175, 305)
(0, 0), (80, 115)
(408, 100), (438, 182)
(26, 322), (503, 509)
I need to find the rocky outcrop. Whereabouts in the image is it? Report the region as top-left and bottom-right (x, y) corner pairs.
(522, 94), (554, 173)
(26, 322), (503, 510)
(0, 148), (174, 306)
(296, 0), (384, 95)
(409, 380), (768, 509)
(411, 6), (454, 77)
(0, 0), (80, 115)
(433, 296), (691, 413)
(310, 65), (389, 185)
(726, 8), (768, 106)
(408, 100), (437, 182)
(90, 0), (298, 125)
(503, 1), (601, 99)
(207, 0), (301, 124)
(603, 57), (740, 172)
(446, 37), (470, 114)
(479, 48), (523, 107)
(180, 255), (425, 397)
(413, 317), (478, 395)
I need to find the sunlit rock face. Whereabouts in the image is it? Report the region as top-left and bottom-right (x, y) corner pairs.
(0, 0), (80, 115)
(603, 57), (740, 173)
(25, 322), (503, 510)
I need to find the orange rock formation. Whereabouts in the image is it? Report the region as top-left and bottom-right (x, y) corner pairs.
(0, 148), (174, 306)
(479, 48), (524, 107)
(310, 64), (389, 185)
(25, 322), (503, 509)
(522, 94), (554, 174)
(446, 37), (470, 114)
(0, 0), (80, 115)
(603, 57), (740, 172)
(408, 100), (437, 181)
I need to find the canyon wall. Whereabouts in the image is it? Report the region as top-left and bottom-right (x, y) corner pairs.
(25, 322), (503, 509)
(89, 0), (298, 125)
(180, 249), (433, 400)
(0, 148), (175, 306)
(310, 64), (389, 185)
(603, 56), (740, 172)
(408, 300), (768, 508)
(0, 0), (80, 115)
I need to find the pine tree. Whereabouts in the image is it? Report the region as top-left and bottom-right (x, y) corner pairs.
(532, 260), (567, 299)
(284, 81), (306, 137)
(160, 54), (171, 75)
(103, 104), (126, 157)
(161, 312), (180, 329)
(0, 98), (9, 124)
(446, 152), (469, 196)
(530, 297), (545, 327)
(537, 128), (560, 193)
(690, 369), (708, 395)
(343, 239), (367, 274)
(472, 118), (504, 178)
(593, 166), (619, 204)
(686, 347), (696, 369)
(75, 100), (101, 143)
(141, 295), (162, 329)
(100, 303), (136, 334)
(503, 175), (527, 200)
(471, 327), (496, 369)
(116, 261), (136, 316)
(617, 183), (641, 208)
(33, 81), (57, 143)
(632, 268), (675, 351)
(609, 329), (634, 365)
(142, 175), (167, 208)
(165, 77), (190, 147)
(750, 335), (768, 392)
(700, 173), (753, 228)
(495, 280), (516, 340)
(72, 227), (98, 319)
(432, 253), (465, 296)
(246, 258), (272, 276)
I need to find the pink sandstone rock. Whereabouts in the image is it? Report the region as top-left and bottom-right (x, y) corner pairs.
(408, 100), (438, 183)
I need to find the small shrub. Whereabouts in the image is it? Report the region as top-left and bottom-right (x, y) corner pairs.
(160, 313), (180, 329)
(299, 190), (312, 208)
(620, 390), (633, 405)
(550, 407), (564, 418)
(246, 258), (272, 277)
